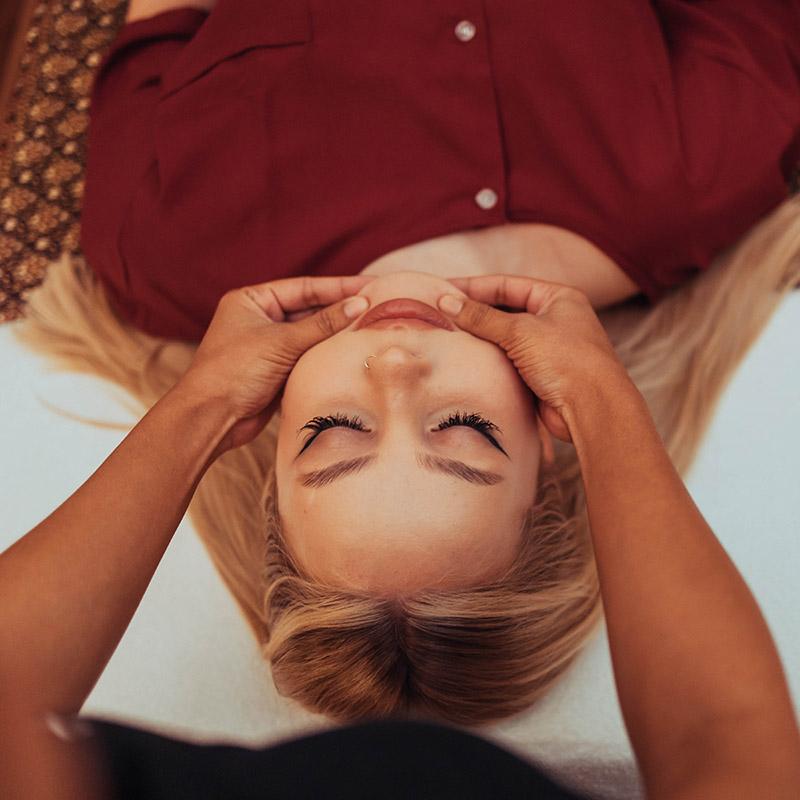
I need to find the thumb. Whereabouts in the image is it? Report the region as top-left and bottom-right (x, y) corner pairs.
(540, 401), (573, 444)
(437, 293), (516, 347)
(282, 295), (369, 355)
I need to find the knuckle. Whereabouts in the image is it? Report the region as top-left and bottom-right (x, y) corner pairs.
(491, 281), (505, 307)
(498, 275), (514, 304)
(302, 276), (322, 308)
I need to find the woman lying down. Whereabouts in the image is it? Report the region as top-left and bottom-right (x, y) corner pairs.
(3, 261), (800, 798)
(2, 0), (800, 794)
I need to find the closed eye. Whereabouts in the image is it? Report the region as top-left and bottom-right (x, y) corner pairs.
(434, 411), (507, 455)
(296, 410), (507, 457)
(298, 413), (369, 456)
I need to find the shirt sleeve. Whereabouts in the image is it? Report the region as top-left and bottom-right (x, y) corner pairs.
(653, 1), (800, 190)
(639, 1), (800, 299)
(80, 8), (209, 307)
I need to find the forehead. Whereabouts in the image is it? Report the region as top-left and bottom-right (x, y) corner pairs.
(282, 503), (524, 594)
(276, 459), (531, 593)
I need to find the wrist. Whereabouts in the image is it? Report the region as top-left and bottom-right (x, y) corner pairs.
(160, 380), (238, 464)
(169, 372), (237, 423)
(562, 366), (649, 452)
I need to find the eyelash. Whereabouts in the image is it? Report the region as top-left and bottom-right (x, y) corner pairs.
(299, 411), (503, 454)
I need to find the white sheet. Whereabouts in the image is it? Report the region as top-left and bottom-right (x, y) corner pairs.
(2, 291), (799, 800)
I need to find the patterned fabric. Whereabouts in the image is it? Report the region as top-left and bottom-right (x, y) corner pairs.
(0, 0), (126, 324)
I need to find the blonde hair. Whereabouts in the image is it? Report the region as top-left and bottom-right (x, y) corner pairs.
(13, 194), (800, 727)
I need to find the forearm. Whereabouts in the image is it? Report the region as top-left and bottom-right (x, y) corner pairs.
(0, 677), (107, 800)
(0, 383), (233, 715)
(564, 375), (800, 797)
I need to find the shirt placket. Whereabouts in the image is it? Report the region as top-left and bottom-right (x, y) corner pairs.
(444, 3), (508, 222)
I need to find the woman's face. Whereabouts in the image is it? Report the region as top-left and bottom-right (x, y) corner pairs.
(275, 271), (544, 596)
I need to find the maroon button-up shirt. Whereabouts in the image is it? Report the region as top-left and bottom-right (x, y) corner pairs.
(80, 0), (800, 341)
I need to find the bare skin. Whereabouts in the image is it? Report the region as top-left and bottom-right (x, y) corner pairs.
(274, 225), (641, 592)
(357, 222), (641, 309)
(126, 0), (218, 23)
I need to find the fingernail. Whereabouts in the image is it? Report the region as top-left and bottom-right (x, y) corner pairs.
(438, 295), (463, 316)
(344, 296), (369, 319)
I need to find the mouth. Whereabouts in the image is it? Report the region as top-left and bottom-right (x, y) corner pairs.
(353, 298), (455, 331)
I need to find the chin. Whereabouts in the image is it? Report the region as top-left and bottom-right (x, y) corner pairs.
(358, 270), (467, 306)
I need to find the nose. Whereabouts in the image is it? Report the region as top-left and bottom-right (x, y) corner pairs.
(366, 345), (432, 384)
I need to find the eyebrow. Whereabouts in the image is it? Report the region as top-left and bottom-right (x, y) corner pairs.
(298, 452), (505, 488)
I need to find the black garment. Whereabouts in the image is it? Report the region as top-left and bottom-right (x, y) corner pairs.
(88, 717), (590, 800)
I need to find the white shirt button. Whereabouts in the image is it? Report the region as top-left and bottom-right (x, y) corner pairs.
(474, 187), (498, 210)
(454, 20), (477, 42)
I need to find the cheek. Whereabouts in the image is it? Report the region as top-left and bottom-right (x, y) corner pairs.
(483, 358), (541, 448)
(494, 357), (537, 415)
(463, 347), (538, 418)
(281, 339), (345, 408)
(281, 350), (319, 402)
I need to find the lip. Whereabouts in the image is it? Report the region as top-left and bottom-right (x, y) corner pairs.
(353, 298), (455, 331)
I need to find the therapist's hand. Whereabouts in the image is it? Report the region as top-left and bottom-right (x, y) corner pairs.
(440, 274), (633, 444)
(178, 276), (372, 456)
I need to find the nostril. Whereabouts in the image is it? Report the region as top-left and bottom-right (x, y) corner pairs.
(385, 345), (422, 356)
(366, 346), (430, 376)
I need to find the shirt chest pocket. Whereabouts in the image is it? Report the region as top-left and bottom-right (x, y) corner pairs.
(158, 0), (312, 100)
(144, 0), (313, 266)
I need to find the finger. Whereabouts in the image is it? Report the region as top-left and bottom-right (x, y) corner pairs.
(541, 402), (573, 444)
(241, 275), (375, 320)
(284, 308), (319, 323)
(436, 294), (519, 347)
(282, 295), (370, 354)
(445, 277), (470, 292)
